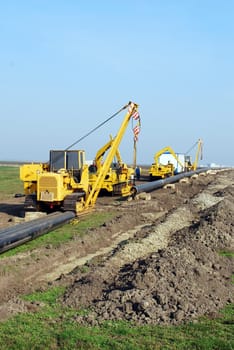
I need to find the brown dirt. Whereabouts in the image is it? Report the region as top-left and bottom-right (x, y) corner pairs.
(0, 169), (233, 324)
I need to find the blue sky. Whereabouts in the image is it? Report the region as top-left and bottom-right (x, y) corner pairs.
(0, 1), (233, 166)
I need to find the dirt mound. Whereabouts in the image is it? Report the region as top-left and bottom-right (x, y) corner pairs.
(63, 180), (234, 325)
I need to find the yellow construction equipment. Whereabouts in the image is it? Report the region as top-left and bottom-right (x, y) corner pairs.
(149, 146), (184, 180)
(88, 135), (134, 196)
(185, 139), (203, 171)
(20, 101), (139, 214)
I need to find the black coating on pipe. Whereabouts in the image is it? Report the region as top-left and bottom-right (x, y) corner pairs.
(132, 168), (210, 196)
(0, 168), (214, 253)
(0, 211), (60, 236)
(0, 211), (75, 253)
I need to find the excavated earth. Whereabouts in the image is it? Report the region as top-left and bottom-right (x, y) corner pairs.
(0, 169), (233, 325)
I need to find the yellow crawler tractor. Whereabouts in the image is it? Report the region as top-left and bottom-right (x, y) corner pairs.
(20, 101), (140, 215)
(20, 150), (89, 212)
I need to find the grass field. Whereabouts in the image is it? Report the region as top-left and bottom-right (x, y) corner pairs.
(0, 285), (233, 350)
(0, 166), (233, 349)
(0, 166), (23, 199)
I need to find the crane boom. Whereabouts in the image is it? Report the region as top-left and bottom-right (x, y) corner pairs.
(84, 101), (139, 208)
(193, 139), (203, 170)
(154, 146), (184, 169)
(93, 135), (122, 170)
(185, 139), (203, 171)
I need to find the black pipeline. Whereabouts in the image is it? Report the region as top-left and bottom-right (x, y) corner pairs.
(0, 211), (75, 253)
(132, 168), (210, 197)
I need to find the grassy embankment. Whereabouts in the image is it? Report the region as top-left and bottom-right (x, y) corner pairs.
(0, 166), (233, 349)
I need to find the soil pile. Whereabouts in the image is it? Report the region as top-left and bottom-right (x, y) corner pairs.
(63, 173), (234, 325)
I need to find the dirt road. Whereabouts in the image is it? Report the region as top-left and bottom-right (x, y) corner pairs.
(0, 169), (233, 324)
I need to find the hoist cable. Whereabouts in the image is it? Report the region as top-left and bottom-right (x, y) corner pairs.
(65, 102), (131, 150)
(185, 141), (198, 155)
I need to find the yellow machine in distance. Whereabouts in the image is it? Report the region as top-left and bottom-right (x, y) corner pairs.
(20, 101), (139, 214)
(149, 146), (184, 180)
(185, 139), (203, 171)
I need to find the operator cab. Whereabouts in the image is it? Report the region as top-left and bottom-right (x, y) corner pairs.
(49, 150), (85, 182)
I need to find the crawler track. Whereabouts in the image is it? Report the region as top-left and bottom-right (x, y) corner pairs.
(0, 211), (75, 253)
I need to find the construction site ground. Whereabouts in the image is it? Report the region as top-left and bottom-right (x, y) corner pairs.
(0, 168), (233, 325)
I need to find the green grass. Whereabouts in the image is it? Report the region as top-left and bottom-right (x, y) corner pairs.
(0, 285), (233, 350)
(220, 250), (234, 258)
(0, 166), (23, 199)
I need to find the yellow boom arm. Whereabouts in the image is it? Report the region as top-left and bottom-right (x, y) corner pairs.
(85, 101), (138, 208)
(154, 146), (184, 169)
(94, 135), (123, 170)
(192, 139), (203, 170)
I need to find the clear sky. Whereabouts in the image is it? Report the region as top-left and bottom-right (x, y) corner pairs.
(0, 1), (233, 166)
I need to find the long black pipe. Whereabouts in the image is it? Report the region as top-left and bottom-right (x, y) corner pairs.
(0, 168), (211, 253)
(0, 211), (75, 253)
(132, 168), (210, 196)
